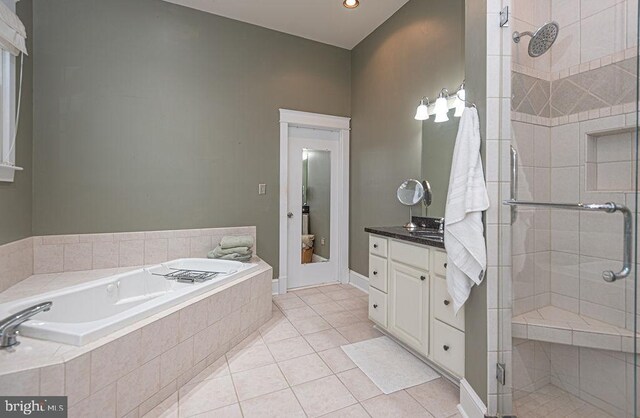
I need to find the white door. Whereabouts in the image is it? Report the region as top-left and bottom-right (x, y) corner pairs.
(286, 126), (340, 289)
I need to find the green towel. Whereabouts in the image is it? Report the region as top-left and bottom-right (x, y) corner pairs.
(220, 235), (254, 249)
(209, 246), (252, 257)
(218, 253), (252, 262)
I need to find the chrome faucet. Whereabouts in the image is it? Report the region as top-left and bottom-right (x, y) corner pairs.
(0, 301), (52, 348)
(437, 218), (445, 233)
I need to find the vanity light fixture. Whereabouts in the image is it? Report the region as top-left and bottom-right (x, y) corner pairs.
(433, 89), (450, 123)
(414, 97), (430, 121)
(343, 0), (359, 9)
(453, 81), (466, 117)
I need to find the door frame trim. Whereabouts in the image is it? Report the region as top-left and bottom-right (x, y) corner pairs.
(278, 109), (350, 294)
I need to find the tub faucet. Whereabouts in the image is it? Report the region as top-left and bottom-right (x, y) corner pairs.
(0, 301), (52, 348)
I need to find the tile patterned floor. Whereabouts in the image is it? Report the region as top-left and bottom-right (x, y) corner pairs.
(514, 384), (616, 418)
(143, 283), (462, 418)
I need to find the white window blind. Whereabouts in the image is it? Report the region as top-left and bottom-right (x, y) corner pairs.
(0, 0), (25, 56)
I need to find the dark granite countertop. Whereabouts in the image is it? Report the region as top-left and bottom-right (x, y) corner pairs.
(364, 225), (445, 249)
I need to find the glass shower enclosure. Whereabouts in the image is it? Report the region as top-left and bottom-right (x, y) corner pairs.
(497, 1), (639, 416)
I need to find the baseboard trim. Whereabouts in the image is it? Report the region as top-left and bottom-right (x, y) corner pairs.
(272, 279), (279, 295)
(458, 378), (487, 418)
(348, 270), (369, 293)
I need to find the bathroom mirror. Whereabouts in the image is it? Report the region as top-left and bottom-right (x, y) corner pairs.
(421, 117), (460, 217)
(301, 149), (331, 264)
(397, 179), (424, 229)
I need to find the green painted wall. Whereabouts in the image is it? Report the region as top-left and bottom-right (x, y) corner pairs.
(350, 0), (465, 276)
(0, 0), (33, 246)
(31, 0), (351, 274)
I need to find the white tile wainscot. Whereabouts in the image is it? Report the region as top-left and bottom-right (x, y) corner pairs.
(0, 260), (273, 418)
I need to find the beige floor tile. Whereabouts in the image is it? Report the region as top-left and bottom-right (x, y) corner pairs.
(283, 305), (319, 320)
(227, 331), (264, 353)
(278, 353), (333, 386)
(266, 336), (315, 362)
(290, 315), (333, 335)
(142, 393), (178, 418)
(259, 318), (300, 343)
(322, 311), (362, 328)
(226, 343), (275, 373)
(304, 329), (349, 352)
(187, 356), (229, 385)
(231, 363), (288, 401)
(336, 322), (383, 343)
(349, 308), (370, 322)
(292, 287), (323, 297)
(317, 347), (357, 373)
(319, 403), (371, 417)
(240, 388), (306, 418)
(189, 403), (243, 417)
(311, 301), (347, 316)
(337, 298), (368, 311)
(292, 375), (357, 417)
(300, 293), (333, 305)
(406, 378), (460, 418)
(274, 296), (307, 310)
(317, 284), (344, 294)
(337, 368), (383, 401)
(362, 391), (433, 418)
(178, 375), (237, 417)
(323, 289), (355, 301)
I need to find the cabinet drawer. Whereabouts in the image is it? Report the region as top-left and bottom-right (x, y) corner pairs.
(369, 235), (388, 257)
(369, 287), (387, 327)
(369, 255), (388, 293)
(433, 275), (465, 331)
(390, 240), (429, 271)
(432, 250), (448, 277)
(433, 320), (465, 377)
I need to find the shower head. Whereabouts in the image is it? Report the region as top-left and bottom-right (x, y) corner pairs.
(513, 21), (560, 57)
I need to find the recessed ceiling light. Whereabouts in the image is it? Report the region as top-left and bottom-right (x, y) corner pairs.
(343, 0), (359, 9)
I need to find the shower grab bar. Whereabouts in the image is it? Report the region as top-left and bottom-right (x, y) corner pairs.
(503, 199), (632, 282)
(510, 146), (518, 224)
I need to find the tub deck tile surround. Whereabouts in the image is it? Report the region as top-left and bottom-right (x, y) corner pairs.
(0, 259), (272, 418)
(0, 226), (257, 292)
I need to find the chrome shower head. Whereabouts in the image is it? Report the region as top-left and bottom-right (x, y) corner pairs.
(513, 21), (559, 57)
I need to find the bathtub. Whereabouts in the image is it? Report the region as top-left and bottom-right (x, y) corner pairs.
(0, 258), (257, 346)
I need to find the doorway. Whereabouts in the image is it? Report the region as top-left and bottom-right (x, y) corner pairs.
(278, 109), (350, 293)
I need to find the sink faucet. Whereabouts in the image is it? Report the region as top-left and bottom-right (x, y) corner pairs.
(0, 301), (52, 348)
(437, 218), (445, 233)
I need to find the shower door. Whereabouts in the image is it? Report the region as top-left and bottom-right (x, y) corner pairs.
(498, 1), (639, 417)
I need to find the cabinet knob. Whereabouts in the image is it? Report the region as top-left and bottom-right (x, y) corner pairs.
(444, 300), (450, 306)
(373, 270), (378, 276)
(420, 275), (426, 281)
(444, 263), (447, 269)
(373, 304), (378, 309)
(443, 345), (450, 351)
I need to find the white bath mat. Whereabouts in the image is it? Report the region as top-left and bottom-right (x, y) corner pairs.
(341, 336), (439, 394)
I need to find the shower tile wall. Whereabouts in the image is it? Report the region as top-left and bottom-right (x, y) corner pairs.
(510, 0), (638, 416)
(511, 0), (638, 329)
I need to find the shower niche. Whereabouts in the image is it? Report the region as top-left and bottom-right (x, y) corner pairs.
(585, 128), (637, 192)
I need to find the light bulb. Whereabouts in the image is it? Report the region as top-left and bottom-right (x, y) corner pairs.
(433, 96), (449, 123)
(343, 0), (359, 9)
(414, 98), (429, 121)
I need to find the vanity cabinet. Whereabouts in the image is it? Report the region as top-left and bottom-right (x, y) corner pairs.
(367, 234), (465, 379)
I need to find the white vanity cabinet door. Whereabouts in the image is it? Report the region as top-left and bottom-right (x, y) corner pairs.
(433, 275), (465, 331)
(369, 235), (388, 258)
(433, 320), (465, 377)
(368, 254), (388, 293)
(368, 287), (387, 327)
(388, 262), (429, 354)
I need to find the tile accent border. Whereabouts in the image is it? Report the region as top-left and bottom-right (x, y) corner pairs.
(0, 226), (257, 292)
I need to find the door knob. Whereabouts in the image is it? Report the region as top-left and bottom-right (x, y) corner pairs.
(287, 212), (294, 218)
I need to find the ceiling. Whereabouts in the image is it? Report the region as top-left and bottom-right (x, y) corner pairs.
(162, 0), (411, 50)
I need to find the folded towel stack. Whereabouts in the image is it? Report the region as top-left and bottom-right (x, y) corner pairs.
(208, 235), (254, 262)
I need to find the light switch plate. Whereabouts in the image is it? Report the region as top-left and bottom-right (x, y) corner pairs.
(258, 184), (266, 195)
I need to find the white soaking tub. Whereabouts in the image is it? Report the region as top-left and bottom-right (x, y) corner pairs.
(0, 258), (257, 346)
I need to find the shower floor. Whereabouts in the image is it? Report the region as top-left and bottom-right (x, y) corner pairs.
(514, 384), (615, 418)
